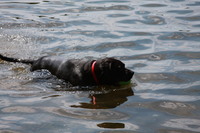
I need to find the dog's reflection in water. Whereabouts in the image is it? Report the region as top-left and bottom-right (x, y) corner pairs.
(70, 85), (134, 109)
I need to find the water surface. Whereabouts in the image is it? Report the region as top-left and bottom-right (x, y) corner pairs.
(0, 0), (200, 133)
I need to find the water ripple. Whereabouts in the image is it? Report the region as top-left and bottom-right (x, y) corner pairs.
(162, 118), (200, 132)
(42, 107), (128, 120)
(141, 3), (167, 7)
(83, 5), (133, 12)
(158, 32), (200, 41)
(118, 15), (166, 25)
(167, 10), (193, 14)
(177, 16), (200, 21)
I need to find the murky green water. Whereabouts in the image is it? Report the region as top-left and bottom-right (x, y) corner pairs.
(0, 0), (200, 133)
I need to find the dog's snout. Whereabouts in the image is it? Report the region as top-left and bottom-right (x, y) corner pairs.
(129, 70), (134, 77)
(125, 69), (134, 80)
(131, 70), (134, 76)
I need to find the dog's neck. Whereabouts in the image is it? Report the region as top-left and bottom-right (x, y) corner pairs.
(91, 61), (99, 84)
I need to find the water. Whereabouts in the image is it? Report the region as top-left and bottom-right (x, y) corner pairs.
(0, 0), (200, 132)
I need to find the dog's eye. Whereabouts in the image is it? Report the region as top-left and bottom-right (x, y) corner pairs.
(117, 65), (124, 70)
(118, 64), (125, 70)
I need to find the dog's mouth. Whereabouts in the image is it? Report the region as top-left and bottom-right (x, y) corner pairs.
(118, 80), (131, 85)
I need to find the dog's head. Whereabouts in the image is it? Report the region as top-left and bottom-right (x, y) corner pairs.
(95, 58), (134, 85)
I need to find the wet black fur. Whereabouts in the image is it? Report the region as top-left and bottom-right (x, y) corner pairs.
(0, 54), (134, 86)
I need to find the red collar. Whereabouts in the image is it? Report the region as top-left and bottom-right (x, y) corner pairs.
(91, 61), (99, 84)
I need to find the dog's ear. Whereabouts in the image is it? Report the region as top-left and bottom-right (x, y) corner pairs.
(98, 58), (109, 69)
(109, 62), (112, 70)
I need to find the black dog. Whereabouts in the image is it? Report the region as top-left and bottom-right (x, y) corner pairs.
(0, 54), (134, 86)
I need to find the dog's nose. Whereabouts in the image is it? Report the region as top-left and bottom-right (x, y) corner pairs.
(126, 69), (134, 79)
(129, 70), (134, 77)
